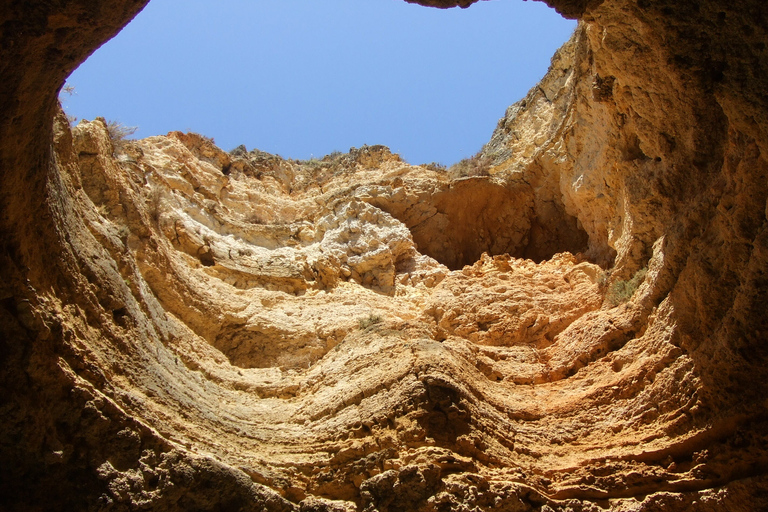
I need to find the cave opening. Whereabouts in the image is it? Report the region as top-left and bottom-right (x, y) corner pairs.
(61, 0), (576, 166)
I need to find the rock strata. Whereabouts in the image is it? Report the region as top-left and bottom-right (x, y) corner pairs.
(1, 0), (768, 511)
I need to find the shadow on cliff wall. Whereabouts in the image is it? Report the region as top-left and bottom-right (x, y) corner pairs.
(374, 176), (589, 270)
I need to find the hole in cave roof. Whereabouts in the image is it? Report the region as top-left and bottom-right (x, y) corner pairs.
(62, 0), (575, 166)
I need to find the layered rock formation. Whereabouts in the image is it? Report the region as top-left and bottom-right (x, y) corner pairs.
(1, 0), (767, 511)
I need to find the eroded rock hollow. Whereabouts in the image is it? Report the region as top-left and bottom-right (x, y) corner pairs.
(1, 0), (768, 510)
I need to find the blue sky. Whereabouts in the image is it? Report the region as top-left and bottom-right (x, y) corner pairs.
(62, 0), (575, 165)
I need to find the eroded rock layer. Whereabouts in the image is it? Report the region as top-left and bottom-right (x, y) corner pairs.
(1, 0), (768, 511)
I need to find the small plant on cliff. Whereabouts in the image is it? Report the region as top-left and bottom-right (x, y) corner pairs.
(358, 314), (382, 330)
(303, 157), (323, 167)
(106, 120), (137, 153)
(597, 270), (610, 289)
(423, 162), (447, 172)
(59, 83), (78, 125)
(245, 211), (268, 224)
(606, 267), (648, 306)
(147, 184), (162, 224)
(448, 151), (492, 179)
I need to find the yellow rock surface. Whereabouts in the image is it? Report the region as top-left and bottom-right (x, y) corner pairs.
(1, 0), (768, 510)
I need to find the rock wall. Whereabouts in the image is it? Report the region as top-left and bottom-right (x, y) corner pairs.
(1, 0), (767, 511)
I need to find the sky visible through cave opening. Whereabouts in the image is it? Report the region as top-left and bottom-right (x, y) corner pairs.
(62, 0), (576, 166)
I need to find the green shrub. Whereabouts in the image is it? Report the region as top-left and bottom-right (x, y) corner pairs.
(302, 157), (323, 167)
(607, 267), (647, 306)
(358, 314), (382, 330)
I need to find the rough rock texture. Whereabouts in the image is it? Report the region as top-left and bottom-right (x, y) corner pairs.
(2, 0), (768, 511)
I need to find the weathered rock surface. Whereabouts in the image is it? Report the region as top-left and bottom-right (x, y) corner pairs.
(1, 0), (768, 511)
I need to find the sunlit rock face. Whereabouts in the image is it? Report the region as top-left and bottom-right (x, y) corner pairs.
(1, 0), (768, 511)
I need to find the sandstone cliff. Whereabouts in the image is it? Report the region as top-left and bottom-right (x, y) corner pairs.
(1, 0), (767, 511)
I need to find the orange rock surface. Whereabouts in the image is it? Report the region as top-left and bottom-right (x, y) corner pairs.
(1, 0), (767, 510)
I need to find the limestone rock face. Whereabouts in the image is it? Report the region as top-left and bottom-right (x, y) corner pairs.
(2, 0), (768, 511)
